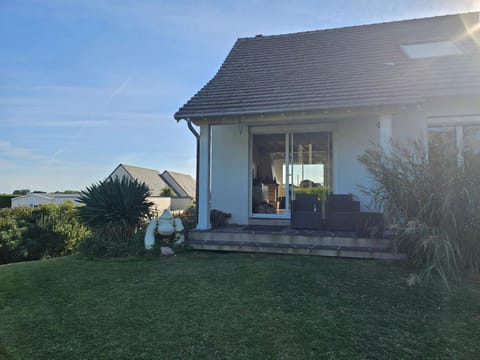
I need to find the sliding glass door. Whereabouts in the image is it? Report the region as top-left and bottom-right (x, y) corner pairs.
(251, 131), (332, 217)
(251, 134), (287, 215)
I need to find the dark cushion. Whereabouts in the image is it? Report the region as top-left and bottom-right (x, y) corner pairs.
(326, 194), (360, 231)
(291, 210), (323, 230)
(326, 194), (360, 212)
(293, 194), (320, 211)
(326, 212), (358, 232)
(291, 194), (323, 230)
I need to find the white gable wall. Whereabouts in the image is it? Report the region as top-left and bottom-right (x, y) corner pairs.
(393, 108), (426, 145)
(211, 124), (249, 224)
(109, 165), (132, 182)
(334, 116), (379, 210)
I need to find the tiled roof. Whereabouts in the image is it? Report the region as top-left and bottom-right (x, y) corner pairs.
(175, 12), (480, 120)
(11, 193), (81, 202)
(111, 164), (195, 198)
(48, 193), (81, 199)
(119, 164), (169, 196)
(162, 170), (196, 199)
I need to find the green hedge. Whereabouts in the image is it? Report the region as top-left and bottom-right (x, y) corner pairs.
(0, 202), (90, 264)
(294, 186), (329, 200)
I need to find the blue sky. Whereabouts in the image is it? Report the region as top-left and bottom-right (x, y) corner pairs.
(1, 0), (479, 193)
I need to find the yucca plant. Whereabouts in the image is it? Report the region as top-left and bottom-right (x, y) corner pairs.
(359, 140), (480, 288)
(78, 177), (152, 256)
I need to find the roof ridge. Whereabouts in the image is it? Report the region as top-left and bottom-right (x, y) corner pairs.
(238, 11), (479, 40)
(121, 163), (160, 173)
(164, 170), (189, 176)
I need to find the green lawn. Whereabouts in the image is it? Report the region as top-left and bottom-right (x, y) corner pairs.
(1, 252), (479, 359)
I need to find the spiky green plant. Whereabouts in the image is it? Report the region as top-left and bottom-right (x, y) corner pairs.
(78, 177), (152, 256)
(358, 140), (480, 288)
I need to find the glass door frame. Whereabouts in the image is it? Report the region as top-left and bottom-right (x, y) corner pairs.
(249, 123), (336, 219)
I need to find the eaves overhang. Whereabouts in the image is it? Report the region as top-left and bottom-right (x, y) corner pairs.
(174, 97), (425, 124)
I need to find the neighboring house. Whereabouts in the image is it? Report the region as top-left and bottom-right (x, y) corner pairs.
(109, 164), (170, 196)
(11, 193), (82, 208)
(175, 12), (480, 231)
(161, 170), (197, 199)
(108, 164), (195, 212)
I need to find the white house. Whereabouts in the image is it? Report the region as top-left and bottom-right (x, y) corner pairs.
(108, 164), (195, 212)
(11, 193), (82, 208)
(175, 12), (480, 235)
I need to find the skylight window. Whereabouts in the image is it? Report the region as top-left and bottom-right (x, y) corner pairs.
(401, 41), (464, 59)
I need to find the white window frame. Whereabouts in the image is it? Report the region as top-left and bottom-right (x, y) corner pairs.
(427, 115), (480, 166)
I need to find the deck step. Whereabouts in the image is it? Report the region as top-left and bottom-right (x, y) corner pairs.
(187, 229), (406, 260)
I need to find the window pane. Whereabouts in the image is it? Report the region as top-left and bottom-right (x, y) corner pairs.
(252, 134), (286, 215)
(428, 127), (457, 164)
(463, 125), (480, 156)
(292, 132), (332, 188)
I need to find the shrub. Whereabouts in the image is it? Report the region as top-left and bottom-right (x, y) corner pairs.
(358, 141), (480, 287)
(177, 204), (197, 235)
(0, 208), (29, 263)
(294, 186), (329, 201)
(78, 177), (152, 257)
(0, 203), (89, 264)
(160, 186), (176, 197)
(26, 203), (90, 259)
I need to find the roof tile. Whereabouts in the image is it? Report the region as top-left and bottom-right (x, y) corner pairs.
(175, 12), (480, 120)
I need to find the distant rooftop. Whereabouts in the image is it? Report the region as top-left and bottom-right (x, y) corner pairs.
(109, 164), (196, 199)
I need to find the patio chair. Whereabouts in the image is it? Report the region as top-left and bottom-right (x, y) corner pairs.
(326, 194), (360, 232)
(291, 194), (323, 230)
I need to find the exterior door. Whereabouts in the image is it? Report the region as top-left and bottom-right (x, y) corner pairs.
(251, 131), (332, 218)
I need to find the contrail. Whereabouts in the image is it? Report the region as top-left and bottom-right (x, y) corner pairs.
(109, 75), (132, 102)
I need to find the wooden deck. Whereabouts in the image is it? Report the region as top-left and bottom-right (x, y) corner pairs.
(187, 226), (406, 260)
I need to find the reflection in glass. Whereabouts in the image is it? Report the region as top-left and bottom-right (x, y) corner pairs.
(251, 132), (332, 216)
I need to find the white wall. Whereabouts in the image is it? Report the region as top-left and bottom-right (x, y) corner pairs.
(393, 97), (480, 147)
(171, 197), (193, 211)
(333, 116), (379, 210)
(393, 108), (426, 146)
(211, 124), (249, 224)
(11, 194), (81, 208)
(209, 117), (384, 221)
(11, 195), (51, 208)
(206, 96), (480, 222)
(148, 196), (171, 214)
(109, 166), (130, 181)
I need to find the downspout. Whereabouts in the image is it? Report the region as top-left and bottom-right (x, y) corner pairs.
(186, 119), (200, 222)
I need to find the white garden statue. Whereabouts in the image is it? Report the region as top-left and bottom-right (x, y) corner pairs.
(144, 209), (185, 250)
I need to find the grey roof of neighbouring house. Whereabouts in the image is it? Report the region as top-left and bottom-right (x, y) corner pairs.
(175, 12), (480, 120)
(113, 164), (169, 196)
(13, 193), (81, 199)
(109, 164), (195, 198)
(161, 170), (196, 199)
